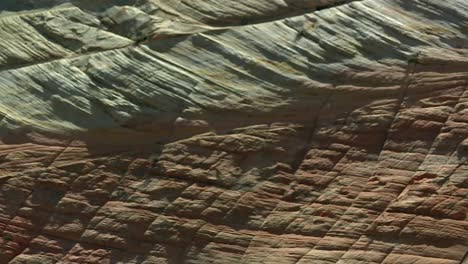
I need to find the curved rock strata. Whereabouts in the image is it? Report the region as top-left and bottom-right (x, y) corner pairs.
(0, 0), (467, 263)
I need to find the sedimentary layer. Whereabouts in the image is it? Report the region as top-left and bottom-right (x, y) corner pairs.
(0, 0), (467, 263)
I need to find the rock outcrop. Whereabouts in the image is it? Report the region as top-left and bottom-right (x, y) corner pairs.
(0, 0), (467, 263)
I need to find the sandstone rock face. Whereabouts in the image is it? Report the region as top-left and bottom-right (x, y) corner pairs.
(0, 0), (467, 263)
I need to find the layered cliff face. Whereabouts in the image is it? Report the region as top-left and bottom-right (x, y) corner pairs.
(0, 0), (467, 263)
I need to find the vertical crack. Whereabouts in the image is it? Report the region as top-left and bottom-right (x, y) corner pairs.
(374, 52), (420, 158)
(290, 90), (334, 173)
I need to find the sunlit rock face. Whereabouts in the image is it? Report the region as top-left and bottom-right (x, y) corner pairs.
(0, 0), (467, 263)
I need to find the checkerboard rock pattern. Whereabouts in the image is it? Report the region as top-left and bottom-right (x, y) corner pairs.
(0, 0), (467, 263)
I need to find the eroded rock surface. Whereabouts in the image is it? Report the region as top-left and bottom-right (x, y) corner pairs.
(0, 0), (467, 263)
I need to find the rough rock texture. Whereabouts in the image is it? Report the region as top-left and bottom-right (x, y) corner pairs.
(0, 0), (467, 263)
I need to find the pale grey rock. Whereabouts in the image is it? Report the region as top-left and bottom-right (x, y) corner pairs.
(0, 7), (133, 70)
(0, 1), (467, 263)
(0, 0), (467, 137)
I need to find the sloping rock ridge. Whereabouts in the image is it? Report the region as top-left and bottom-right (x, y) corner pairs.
(0, 0), (467, 263)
